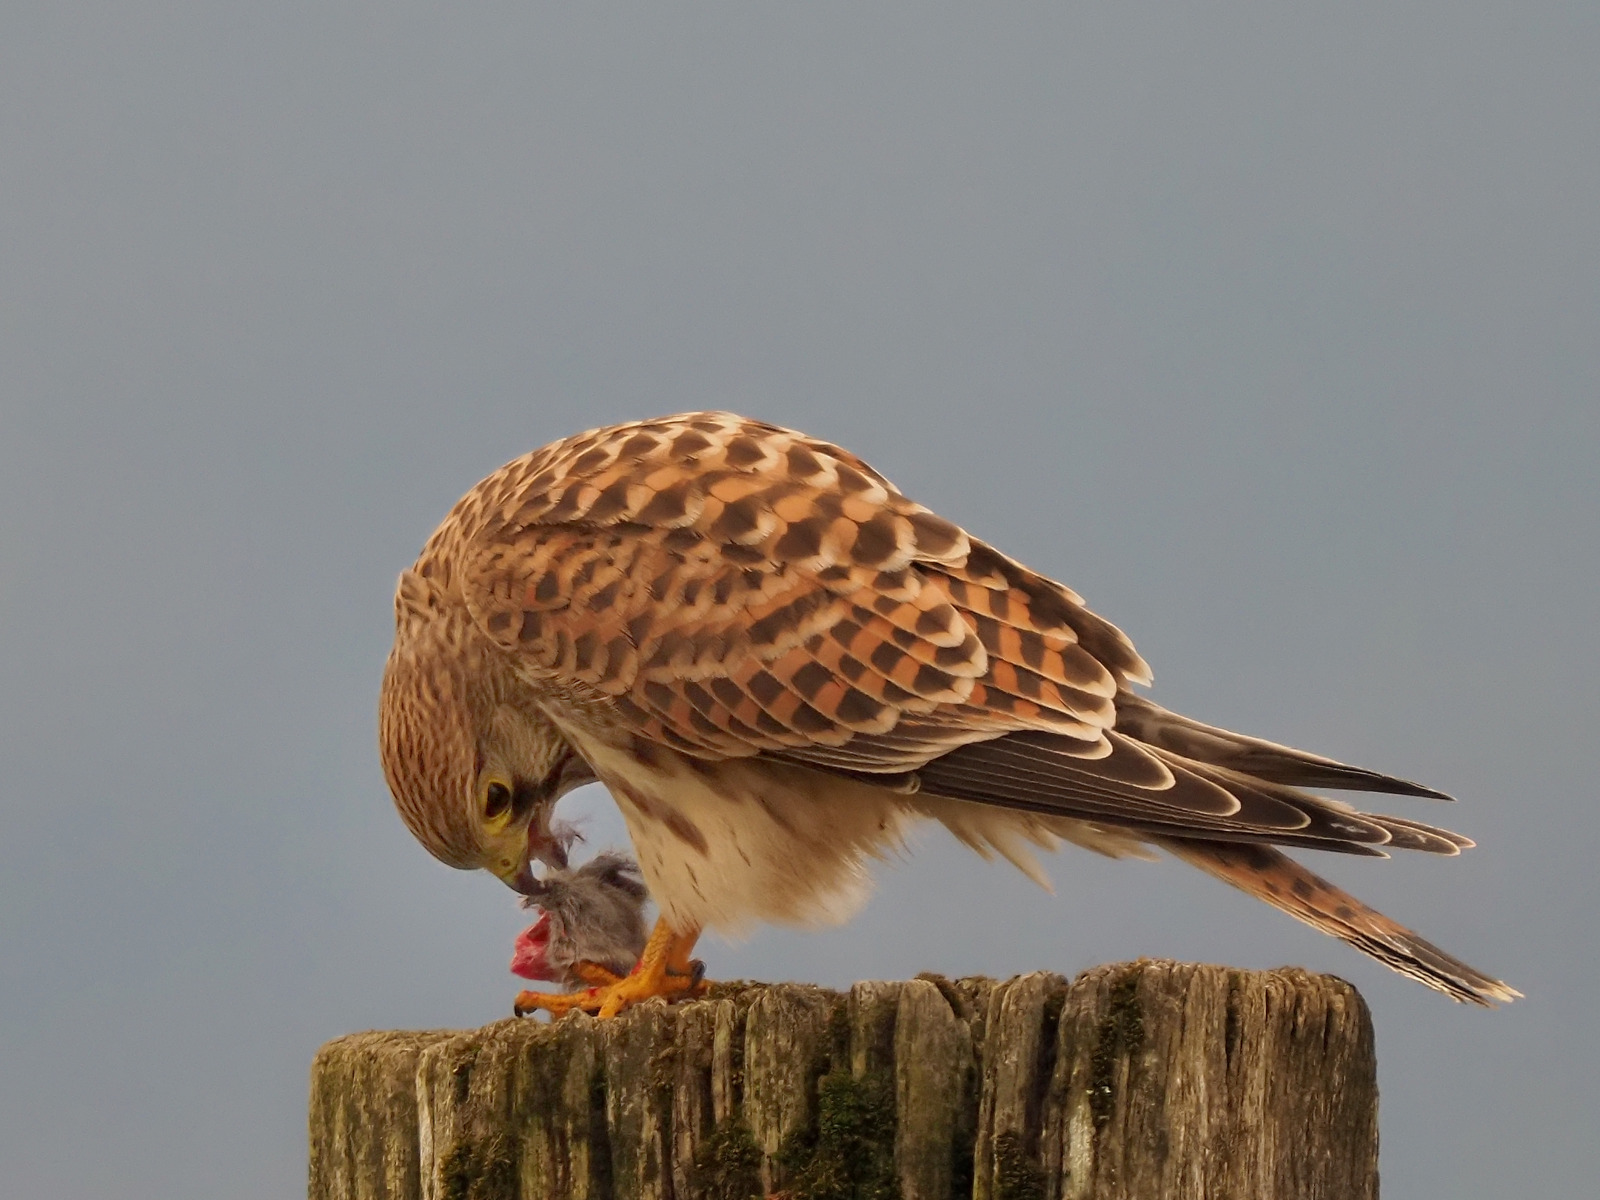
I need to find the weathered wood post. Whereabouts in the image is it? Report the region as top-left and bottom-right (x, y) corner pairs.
(309, 960), (1378, 1200)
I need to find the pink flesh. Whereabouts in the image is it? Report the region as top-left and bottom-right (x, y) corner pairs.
(510, 913), (556, 981)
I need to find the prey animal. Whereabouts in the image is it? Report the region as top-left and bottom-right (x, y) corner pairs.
(379, 411), (1517, 1017)
(509, 851), (659, 995)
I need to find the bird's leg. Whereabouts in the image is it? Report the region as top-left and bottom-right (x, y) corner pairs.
(514, 917), (708, 1019)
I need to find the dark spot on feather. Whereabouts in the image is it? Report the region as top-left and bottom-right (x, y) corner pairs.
(619, 433), (658, 458)
(688, 708), (722, 735)
(690, 418), (723, 433)
(792, 661), (833, 699)
(604, 635), (633, 670)
(534, 572), (561, 604)
(742, 568), (766, 589)
(647, 570), (675, 601)
(837, 688), (886, 724)
(1017, 630), (1048, 670)
(1291, 878), (1316, 899)
(786, 445), (823, 478)
(773, 518), (825, 560)
(753, 709), (789, 736)
(585, 478), (634, 523)
(816, 564), (852, 583)
(572, 630), (599, 668)
(835, 463), (874, 493)
(790, 703), (832, 734)
(838, 655), (867, 683)
(880, 679), (916, 704)
(588, 579), (621, 611)
(1262, 880), (1281, 896)
(889, 624), (918, 648)
(988, 589), (1012, 621)
(673, 430), (714, 457)
(812, 491), (845, 521)
(963, 542), (1016, 586)
(1010, 668), (1044, 699)
(613, 780), (662, 819)
(913, 663), (953, 695)
(711, 496), (764, 541)
(935, 641), (976, 669)
(747, 592), (827, 646)
(722, 543), (765, 565)
(710, 677), (745, 708)
(1335, 904), (1355, 920)
(832, 616), (863, 645)
(645, 631), (691, 670)
(628, 613), (655, 646)
(915, 607), (951, 637)
(908, 511), (962, 557)
(638, 486), (690, 525)
(713, 574), (736, 605)
(681, 578), (703, 605)
(571, 448), (612, 474)
(725, 436), (767, 468)
(486, 610), (511, 634)
(642, 679), (677, 710)
(1237, 845), (1276, 869)
(755, 792), (796, 832)
(851, 516), (899, 566)
(748, 672), (785, 706)
(686, 755), (717, 777)
(629, 736), (660, 767)
(875, 569), (907, 591)
(571, 559), (598, 589)
(517, 611), (543, 642)
(1024, 583), (1076, 630)
(663, 526), (701, 552)
(870, 642), (905, 675)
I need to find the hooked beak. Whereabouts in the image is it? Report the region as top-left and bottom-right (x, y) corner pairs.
(503, 860), (541, 896)
(496, 815), (571, 895)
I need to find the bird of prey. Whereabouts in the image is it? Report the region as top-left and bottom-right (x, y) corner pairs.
(509, 851), (658, 994)
(379, 411), (1517, 1017)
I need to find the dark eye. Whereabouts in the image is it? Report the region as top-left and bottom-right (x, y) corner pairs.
(484, 781), (513, 820)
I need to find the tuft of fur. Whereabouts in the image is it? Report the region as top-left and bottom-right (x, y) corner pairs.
(513, 852), (651, 989)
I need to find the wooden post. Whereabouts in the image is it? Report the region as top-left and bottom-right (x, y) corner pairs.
(309, 961), (1377, 1200)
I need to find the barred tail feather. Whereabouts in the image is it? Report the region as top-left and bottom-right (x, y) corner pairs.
(1161, 838), (1520, 1006)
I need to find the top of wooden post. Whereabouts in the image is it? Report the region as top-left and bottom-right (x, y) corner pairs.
(309, 959), (1376, 1200)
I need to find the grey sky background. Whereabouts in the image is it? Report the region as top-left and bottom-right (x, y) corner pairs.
(1, 3), (1595, 1196)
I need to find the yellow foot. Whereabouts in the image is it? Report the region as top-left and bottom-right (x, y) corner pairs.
(513, 917), (708, 1019)
(567, 959), (626, 989)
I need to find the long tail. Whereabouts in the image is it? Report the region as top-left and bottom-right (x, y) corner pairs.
(1162, 837), (1520, 1006)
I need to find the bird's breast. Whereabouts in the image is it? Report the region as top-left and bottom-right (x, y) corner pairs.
(573, 738), (915, 936)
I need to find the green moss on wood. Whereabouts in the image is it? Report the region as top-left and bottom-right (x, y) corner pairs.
(1088, 966), (1145, 1130)
(688, 1118), (764, 1200)
(992, 1129), (1044, 1200)
(777, 1068), (899, 1200)
(439, 1133), (515, 1200)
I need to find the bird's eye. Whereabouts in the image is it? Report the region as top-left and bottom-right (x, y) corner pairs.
(484, 780), (513, 821)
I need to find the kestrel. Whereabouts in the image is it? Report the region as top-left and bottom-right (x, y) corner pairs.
(380, 412), (1517, 1016)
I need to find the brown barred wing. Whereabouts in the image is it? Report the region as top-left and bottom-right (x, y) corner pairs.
(452, 411), (1148, 763)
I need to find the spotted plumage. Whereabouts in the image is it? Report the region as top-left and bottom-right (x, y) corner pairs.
(381, 412), (1517, 1010)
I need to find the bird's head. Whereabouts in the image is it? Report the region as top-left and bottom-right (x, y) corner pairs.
(379, 633), (596, 894)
